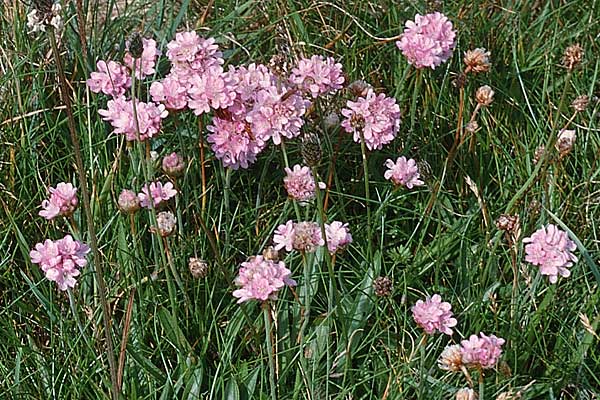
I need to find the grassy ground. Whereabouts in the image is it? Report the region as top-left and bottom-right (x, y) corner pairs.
(1, 0), (599, 399)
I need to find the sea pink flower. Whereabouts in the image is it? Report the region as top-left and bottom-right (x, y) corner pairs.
(273, 220), (324, 253)
(137, 181), (177, 209)
(166, 32), (223, 77)
(324, 221), (352, 254)
(207, 116), (266, 170)
(460, 332), (505, 369)
(246, 86), (309, 145)
(39, 182), (78, 220)
(229, 64), (276, 103)
(98, 97), (168, 141)
(384, 156), (424, 188)
(341, 89), (401, 150)
(283, 164), (318, 202)
(118, 189), (140, 213)
(396, 12), (456, 69)
(162, 152), (186, 177)
(188, 66), (237, 115)
(233, 255), (296, 303)
(29, 235), (90, 291)
(124, 37), (160, 79)
(290, 55), (345, 98)
(86, 60), (131, 97)
(411, 294), (457, 335)
(523, 224), (578, 283)
(150, 75), (188, 110)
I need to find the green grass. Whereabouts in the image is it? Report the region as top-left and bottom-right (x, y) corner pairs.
(1, 0), (599, 399)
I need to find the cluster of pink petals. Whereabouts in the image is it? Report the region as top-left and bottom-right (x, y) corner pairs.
(412, 294), (457, 335)
(283, 164), (319, 202)
(523, 224), (578, 283)
(188, 66), (237, 115)
(207, 117), (266, 170)
(137, 181), (177, 209)
(86, 60), (131, 97)
(39, 182), (78, 220)
(384, 156), (424, 188)
(124, 38), (160, 79)
(341, 89), (401, 150)
(98, 97), (168, 141)
(396, 12), (456, 69)
(324, 221), (353, 254)
(233, 255), (296, 303)
(150, 75), (188, 110)
(166, 32), (223, 77)
(460, 332), (505, 369)
(29, 235), (90, 291)
(273, 220), (324, 253)
(290, 55), (345, 98)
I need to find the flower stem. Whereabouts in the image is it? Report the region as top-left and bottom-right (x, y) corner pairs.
(263, 303), (278, 400)
(358, 130), (373, 262)
(48, 28), (119, 400)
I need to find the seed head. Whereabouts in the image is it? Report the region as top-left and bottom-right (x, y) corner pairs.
(563, 43), (584, 71)
(189, 258), (208, 278)
(373, 276), (393, 297)
(301, 132), (322, 167)
(495, 214), (519, 232)
(571, 95), (589, 112)
(475, 85), (494, 106)
(464, 48), (491, 74)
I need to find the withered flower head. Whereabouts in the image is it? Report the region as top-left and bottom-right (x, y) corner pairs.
(556, 129), (576, 157)
(189, 258), (208, 278)
(495, 214), (520, 232)
(571, 95), (589, 112)
(563, 43), (584, 71)
(475, 85), (494, 106)
(464, 48), (491, 74)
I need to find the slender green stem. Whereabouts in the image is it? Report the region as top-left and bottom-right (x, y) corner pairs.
(357, 130), (372, 262)
(263, 303), (277, 400)
(48, 28), (119, 400)
(407, 68), (423, 149)
(67, 289), (92, 351)
(478, 371), (485, 400)
(417, 334), (426, 400)
(223, 167), (232, 250)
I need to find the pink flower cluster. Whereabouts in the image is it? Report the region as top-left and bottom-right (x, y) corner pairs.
(523, 224), (578, 283)
(30, 235), (90, 291)
(39, 182), (78, 220)
(124, 38), (160, 79)
(396, 12), (456, 69)
(460, 333), (505, 369)
(137, 181), (177, 209)
(290, 55), (345, 98)
(273, 220), (351, 254)
(232, 255), (296, 303)
(384, 156), (424, 188)
(341, 89), (401, 150)
(324, 221), (353, 254)
(87, 60), (131, 97)
(283, 164), (321, 202)
(412, 294), (457, 335)
(98, 97), (168, 141)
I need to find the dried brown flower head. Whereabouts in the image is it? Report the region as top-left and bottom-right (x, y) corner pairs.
(465, 120), (479, 133)
(556, 129), (576, 157)
(475, 85), (494, 106)
(373, 276), (393, 297)
(438, 344), (463, 372)
(571, 95), (590, 112)
(495, 214), (519, 232)
(456, 388), (478, 400)
(533, 146), (546, 164)
(154, 211), (176, 237)
(563, 43), (584, 71)
(464, 48), (491, 74)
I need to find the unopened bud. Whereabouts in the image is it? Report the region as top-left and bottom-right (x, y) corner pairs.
(118, 189), (140, 214)
(373, 276), (393, 297)
(563, 43), (584, 71)
(128, 32), (144, 59)
(189, 257), (209, 278)
(155, 211), (176, 237)
(476, 85), (494, 106)
(162, 152), (186, 178)
(262, 246), (279, 261)
(347, 80), (371, 97)
(301, 132), (322, 167)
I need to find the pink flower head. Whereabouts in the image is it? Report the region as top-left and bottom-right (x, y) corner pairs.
(411, 294), (457, 335)
(124, 37), (160, 79)
(283, 164), (317, 202)
(207, 116), (266, 170)
(137, 181), (177, 209)
(162, 152), (186, 177)
(384, 156), (424, 188)
(229, 63), (276, 103)
(460, 333), (505, 369)
(396, 12), (456, 69)
(98, 97), (168, 141)
(232, 255), (297, 303)
(246, 86), (309, 145)
(341, 89), (401, 150)
(523, 224), (578, 283)
(86, 60), (131, 97)
(324, 221), (352, 254)
(39, 182), (78, 220)
(29, 235), (90, 291)
(188, 66), (237, 115)
(150, 75), (188, 110)
(273, 220), (324, 253)
(290, 55), (345, 98)
(166, 32), (223, 77)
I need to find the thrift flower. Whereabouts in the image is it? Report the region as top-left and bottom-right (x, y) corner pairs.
(396, 12), (456, 69)
(290, 55), (345, 98)
(98, 97), (168, 141)
(124, 37), (160, 79)
(232, 256), (296, 303)
(118, 189), (140, 214)
(273, 220), (324, 253)
(162, 152), (186, 177)
(207, 116), (266, 170)
(341, 89), (401, 150)
(464, 48), (491, 73)
(188, 66), (237, 115)
(150, 75), (188, 110)
(283, 164), (319, 202)
(324, 221), (353, 254)
(87, 60), (131, 97)
(30, 235), (90, 291)
(166, 32), (223, 78)
(460, 333), (505, 369)
(523, 224), (578, 283)
(39, 182), (78, 220)
(384, 156), (424, 188)
(138, 181), (177, 209)
(456, 388), (478, 400)
(155, 211), (176, 237)
(412, 294), (457, 335)
(438, 344), (463, 371)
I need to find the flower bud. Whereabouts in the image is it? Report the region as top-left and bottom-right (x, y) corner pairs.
(189, 257), (208, 278)
(347, 80), (371, 97)
(118, 189), (140, 214)
(456, 388), (478, 400)
(475, 85), (494, 106)
(155, 211), (176, 237)
(556, 129), (576, 157)
(162, 152), (186, 178)
(563, 43), (583, 71)
(301, 132), (322, 167)
(262, 246), (279, 261)
(373, 276), (393, 297)
(128, 32), (144, 59)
